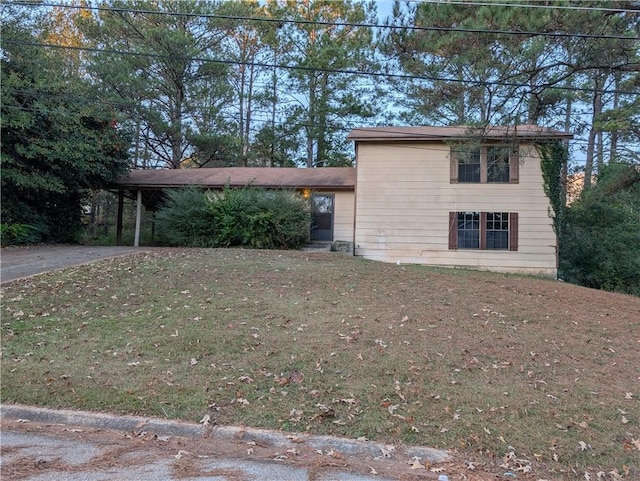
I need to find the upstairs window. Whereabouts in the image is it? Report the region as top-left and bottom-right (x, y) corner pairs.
(487, 146), (511, 183)
(451, 145), (519, 184)
(457, 149), (481, 183)
(449, 212), (518, 251)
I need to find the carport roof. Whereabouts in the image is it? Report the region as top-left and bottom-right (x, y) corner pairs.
(111, 167), (356, 190)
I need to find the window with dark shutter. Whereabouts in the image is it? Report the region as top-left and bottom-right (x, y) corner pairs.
(450, 145), (519, 184)
(448, 211), (518, 251)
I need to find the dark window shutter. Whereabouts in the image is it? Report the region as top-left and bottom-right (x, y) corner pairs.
(509, 212), (519, 251)
(509, 147), (519, 184)
(480, 212), (487, 250)
(448, 212), (457, 249)
(450, 150), (459, 183)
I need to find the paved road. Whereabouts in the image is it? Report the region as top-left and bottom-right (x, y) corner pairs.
(0, 245), (148, 283)
(1, 405), (450, 481)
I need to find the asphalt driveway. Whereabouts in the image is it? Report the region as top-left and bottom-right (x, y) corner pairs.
(0, 245), (148, 283)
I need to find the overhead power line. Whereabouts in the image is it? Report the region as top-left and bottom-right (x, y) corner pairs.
(10, 1), (640, 41)
(4, 39), (639, 96)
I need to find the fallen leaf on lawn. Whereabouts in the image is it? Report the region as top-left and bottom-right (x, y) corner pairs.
(624, 392), (633, 399)
(16, 419), (30, 423)
(632, 438), (640, 451)
(621, 416), (629, 424)
(155, 435), (170, 442)
(369, 467), (378, 475)
(199, 414), (211, 426)
(609, 469), (623, 480)
(409, 459), (424, 469)
(190, 358), (198, 365)
(289, 409), (303, 422)
(430, 466), (445, 473)
(579, 441), (591, 451)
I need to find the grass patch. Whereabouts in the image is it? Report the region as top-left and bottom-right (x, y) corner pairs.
(2, 248), (639, 479)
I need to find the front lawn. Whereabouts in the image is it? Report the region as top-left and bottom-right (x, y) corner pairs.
(1, 248), (638, 479)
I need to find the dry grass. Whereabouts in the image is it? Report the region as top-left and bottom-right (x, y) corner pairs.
(1, 248), (639, 479)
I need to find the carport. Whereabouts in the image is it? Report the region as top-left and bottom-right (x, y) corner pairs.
(108, 167), (356, 247)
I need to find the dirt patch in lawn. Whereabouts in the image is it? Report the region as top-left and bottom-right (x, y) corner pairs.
(1, 248), (638, 480)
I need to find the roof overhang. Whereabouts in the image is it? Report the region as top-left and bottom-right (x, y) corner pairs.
(109, 167), (356, 191)
(348, 125), (573, 143)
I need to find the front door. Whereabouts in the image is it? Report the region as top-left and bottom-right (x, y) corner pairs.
(311, 194), (334, 241)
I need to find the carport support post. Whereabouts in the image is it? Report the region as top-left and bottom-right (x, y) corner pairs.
(116, 190), (124, 246)
(134, 189), (142, 247)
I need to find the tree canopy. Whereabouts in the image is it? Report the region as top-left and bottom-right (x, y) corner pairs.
(1, 7), (130, 243)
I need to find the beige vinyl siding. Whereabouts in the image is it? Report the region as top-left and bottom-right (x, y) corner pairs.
(333, 191), (355, 242)
(354, 142), (557, 276)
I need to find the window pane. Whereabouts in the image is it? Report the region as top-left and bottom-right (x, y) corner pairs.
(457, 212), (479, 249)
(456, 148), (481, 183)
(312, 195), (333, 213)
(486, 212), (509, 249)
(487, 146), (510, 183)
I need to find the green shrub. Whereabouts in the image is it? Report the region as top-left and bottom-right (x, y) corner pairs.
(0, 223), (42, 245)
(560, 163), (640, 296)
(155, 187), (217, 247)
(209, 187), (309, 249)
(155, 186), (310, 249)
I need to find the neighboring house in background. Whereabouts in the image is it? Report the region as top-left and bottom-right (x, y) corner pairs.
(348, 125), (572, 277)
(111, 125), (571, 277)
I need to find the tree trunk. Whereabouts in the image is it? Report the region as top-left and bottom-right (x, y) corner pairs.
(584, 74), (603, 188)
(306, 72), (316, 168)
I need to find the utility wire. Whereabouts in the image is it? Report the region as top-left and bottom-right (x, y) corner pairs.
(4, 39), (638, 96)
(9, 1), (640, 41)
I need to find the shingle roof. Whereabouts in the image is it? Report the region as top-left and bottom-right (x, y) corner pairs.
(347, 125), (573, 142)
(112, 167), (356, 190)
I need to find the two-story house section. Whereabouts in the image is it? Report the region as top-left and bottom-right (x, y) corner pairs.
(348, 125), (572, 277)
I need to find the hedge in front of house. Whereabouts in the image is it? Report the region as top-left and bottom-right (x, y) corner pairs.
(156, 186), (310, 249)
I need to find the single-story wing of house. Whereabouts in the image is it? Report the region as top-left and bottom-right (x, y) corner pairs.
(111, 124), (572, 277)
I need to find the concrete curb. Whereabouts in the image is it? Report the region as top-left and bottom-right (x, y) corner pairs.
(1, 404), (450, 464)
